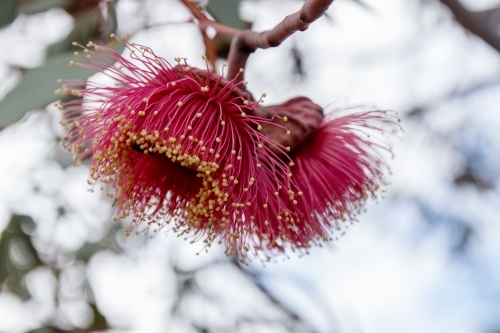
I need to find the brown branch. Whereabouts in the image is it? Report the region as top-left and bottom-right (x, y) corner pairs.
(439, 0), (500, 53)
(227, 0), (334, 79)
(179, 0), (334, 79)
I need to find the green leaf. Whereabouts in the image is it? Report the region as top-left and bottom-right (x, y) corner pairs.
(46, 7), (103, 57)
(17, 0), (69, 15)
(26, 328), (56, 333)
(0, 215), (40, 300)
(0, 41), (124, 128)
(88, 303), (109, 331)
(206, 0), (248, 30)
(75, 242), (108, 262)
(0, 0), (17, 28)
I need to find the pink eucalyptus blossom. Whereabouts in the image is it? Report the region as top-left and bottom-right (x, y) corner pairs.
(258, 98), (400, 249)
(59, 38), (313, 260)
(58, 38), (399, 261)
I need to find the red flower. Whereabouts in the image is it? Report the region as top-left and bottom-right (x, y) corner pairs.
(260, 98), (400, 248)
(58, 38), (399, 261)
(59, 38), (304, 260)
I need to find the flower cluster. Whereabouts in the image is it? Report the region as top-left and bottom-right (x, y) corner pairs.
(57, 36), (399, 261)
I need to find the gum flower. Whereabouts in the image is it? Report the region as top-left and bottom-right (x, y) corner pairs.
(259, 98), (400, 246)
(57, 37), (399, 261)
(59, 38), (303, 260)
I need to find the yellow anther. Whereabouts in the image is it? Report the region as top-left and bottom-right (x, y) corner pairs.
(283, 116), (288, 122)
(257, 125), (262, 131)
(196, 113), (202, 118)
(177, 101), (183, 107)
(241, 112), (246, 117)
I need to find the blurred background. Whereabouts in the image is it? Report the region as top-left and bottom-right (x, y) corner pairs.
(0, 0), (499, 332)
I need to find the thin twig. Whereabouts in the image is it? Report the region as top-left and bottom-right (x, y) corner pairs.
(227, 0), (334, 79)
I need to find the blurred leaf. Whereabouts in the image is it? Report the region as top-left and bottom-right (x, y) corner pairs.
(47, 2), (118, 57)
(0, 41), (124, 128)
(206, 0), (248, 30)
(47, 7), (103, 56)
(75, 242), (108, 262)
(0, 215), (40, 300)
(27, 328), (57, 333)
(205, 0), (250, 59)
(0, 0), (17, 28)
(106, 2), (119, 40)
(17, 0), (69, 15)
(88, 303), (109, 331)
